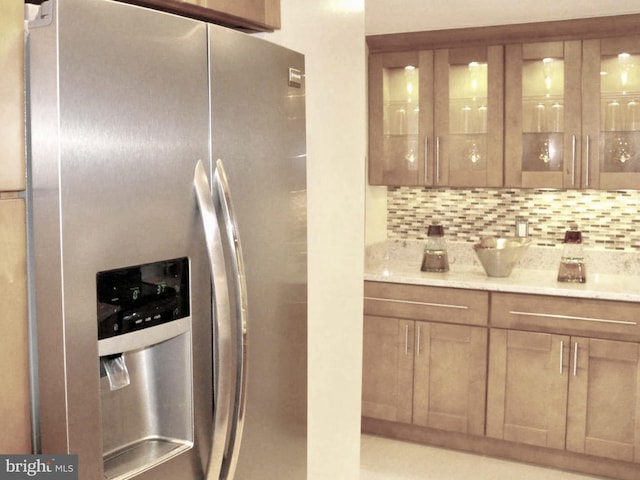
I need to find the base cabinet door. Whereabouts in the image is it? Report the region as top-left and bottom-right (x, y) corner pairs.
(566, 337), (640, 463)
(362, 315), (414, 423)
(487, 329), (570, 449)
(413, 322), (487, 435)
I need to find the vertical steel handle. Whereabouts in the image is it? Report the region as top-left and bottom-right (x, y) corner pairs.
(573, 342), (579, 377)
(435, 136), (441, 184)
(212, 159), (249, 480)
(416, 325), (421, 357)
(404, 324), (409, 356)
(193, 160), (232, 480)
(585, 135), (591, 187)
(571, 134), (577, 186)
(424, 137), (429, 184)
(559, 340), (564, 374)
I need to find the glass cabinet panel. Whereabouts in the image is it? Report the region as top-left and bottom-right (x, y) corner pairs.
(436, 46), (503, 187)
(583, 35), (640, 189)
(600, 52), (640, 174)
(505, 41), (581, 188)
(368, 51), (432, 186)
(448, 61), (488, 172)
(383, 65), (420, 173)
(521, 56), (564, 172)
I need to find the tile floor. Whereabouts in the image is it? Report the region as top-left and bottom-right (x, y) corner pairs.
(360, 434), (605, 480)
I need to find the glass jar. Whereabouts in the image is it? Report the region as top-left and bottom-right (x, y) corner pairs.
(557, 228), (586, 283)
(421, 222), (450, 272)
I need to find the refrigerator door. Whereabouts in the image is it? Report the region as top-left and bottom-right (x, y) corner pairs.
(28, 1), (216, 479)
(208, 25), (307, 479)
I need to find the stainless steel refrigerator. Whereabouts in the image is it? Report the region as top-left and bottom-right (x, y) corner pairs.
(26, 1), (307, 479)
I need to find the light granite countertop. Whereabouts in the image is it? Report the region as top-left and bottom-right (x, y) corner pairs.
(365, 240), (640, 303)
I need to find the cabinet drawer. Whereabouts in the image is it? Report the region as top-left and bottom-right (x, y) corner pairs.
(491, 292), (640, 341)
(364, 281), (488, 326)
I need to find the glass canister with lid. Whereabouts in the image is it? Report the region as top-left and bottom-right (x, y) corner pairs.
(421, 222), (450, 272)
(557, 227), (586, 283)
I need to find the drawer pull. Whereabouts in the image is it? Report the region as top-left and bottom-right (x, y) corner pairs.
(365, 296), (469, 310)
(508, 310), (637, 326)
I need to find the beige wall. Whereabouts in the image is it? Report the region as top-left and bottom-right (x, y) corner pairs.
(0, 0), (31, 454)
(266, 1), (367, 478)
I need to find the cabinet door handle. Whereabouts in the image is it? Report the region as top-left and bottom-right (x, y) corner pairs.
(559, 340), (564, 374)
(508, 310), (636, 326)
(416, 325), (421, 357)
(585, 135), (591, 187)
(366, 297), (469, 311)
(424, 137), (429, 184)
(404, 324), (409, 356)
(571, 134), (577, 186)
(573, 342), (579, 377)
(435, 136), (441, 184)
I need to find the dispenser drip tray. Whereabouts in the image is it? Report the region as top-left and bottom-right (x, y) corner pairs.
(103, 436), (192, 480)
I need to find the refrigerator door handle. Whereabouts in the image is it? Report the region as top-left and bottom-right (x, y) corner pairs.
(212, 158), (249, 480)
(193, 160), (233, 480)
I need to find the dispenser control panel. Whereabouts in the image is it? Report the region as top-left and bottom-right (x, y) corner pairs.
(97, 258), (189, 340)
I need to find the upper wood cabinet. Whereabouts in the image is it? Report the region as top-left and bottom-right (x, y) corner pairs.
(368, 14), (640, 190)
(368, 46), (503, 187)
(504, 41), (582, 188)
(506, 37), (640, 189)
(121, 0), (280, 32)
(583, 36), (640, 189)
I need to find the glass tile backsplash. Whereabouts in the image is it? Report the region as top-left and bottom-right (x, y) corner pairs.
(388, 187), (640, 251)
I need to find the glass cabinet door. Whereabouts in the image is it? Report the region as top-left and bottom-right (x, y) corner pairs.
(583, 36), (640, 189)
(434, 46), (503, 187)
(505, 41), (582, 188)
(368, 50), (433, 186)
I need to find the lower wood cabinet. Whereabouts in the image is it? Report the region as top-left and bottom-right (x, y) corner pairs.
(413, 321), (487, 435)
(487, 329), (570, 449)
(489, 291), (640, 465)
(362, 282), (489, 436)
(566, 337), (640, 463)
(487, 330), (640, 463)
(363, 283), (640, 479)
(362, 315), (413, 423)
(363, 315), (487, 435)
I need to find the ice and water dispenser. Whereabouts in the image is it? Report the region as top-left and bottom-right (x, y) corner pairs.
(97, 258), (193, 479)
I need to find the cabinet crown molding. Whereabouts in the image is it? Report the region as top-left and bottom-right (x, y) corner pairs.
(367, 13), (640, 53)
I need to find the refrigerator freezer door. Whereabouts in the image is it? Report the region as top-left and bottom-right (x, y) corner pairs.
(28, 1), (213, 479)
(208, 25), (307, 479)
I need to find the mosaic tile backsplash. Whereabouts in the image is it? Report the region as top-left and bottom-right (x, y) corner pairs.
(387, 187), (640, 251)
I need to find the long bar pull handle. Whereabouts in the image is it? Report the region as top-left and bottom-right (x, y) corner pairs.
(435, 136), (441, 184)
(424, 137), (429, 184)
(508, 310), (637, 326)
(404, 325), (409, 356)
(416, 325), (421, 357)
(212, 159), (249, 480)
(560, 340), (564, 374)
(573, 342), (579, 377)
(193, 160), (232, 480)
(585, 135), (591, 187)
(571, 134), (577, 186)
